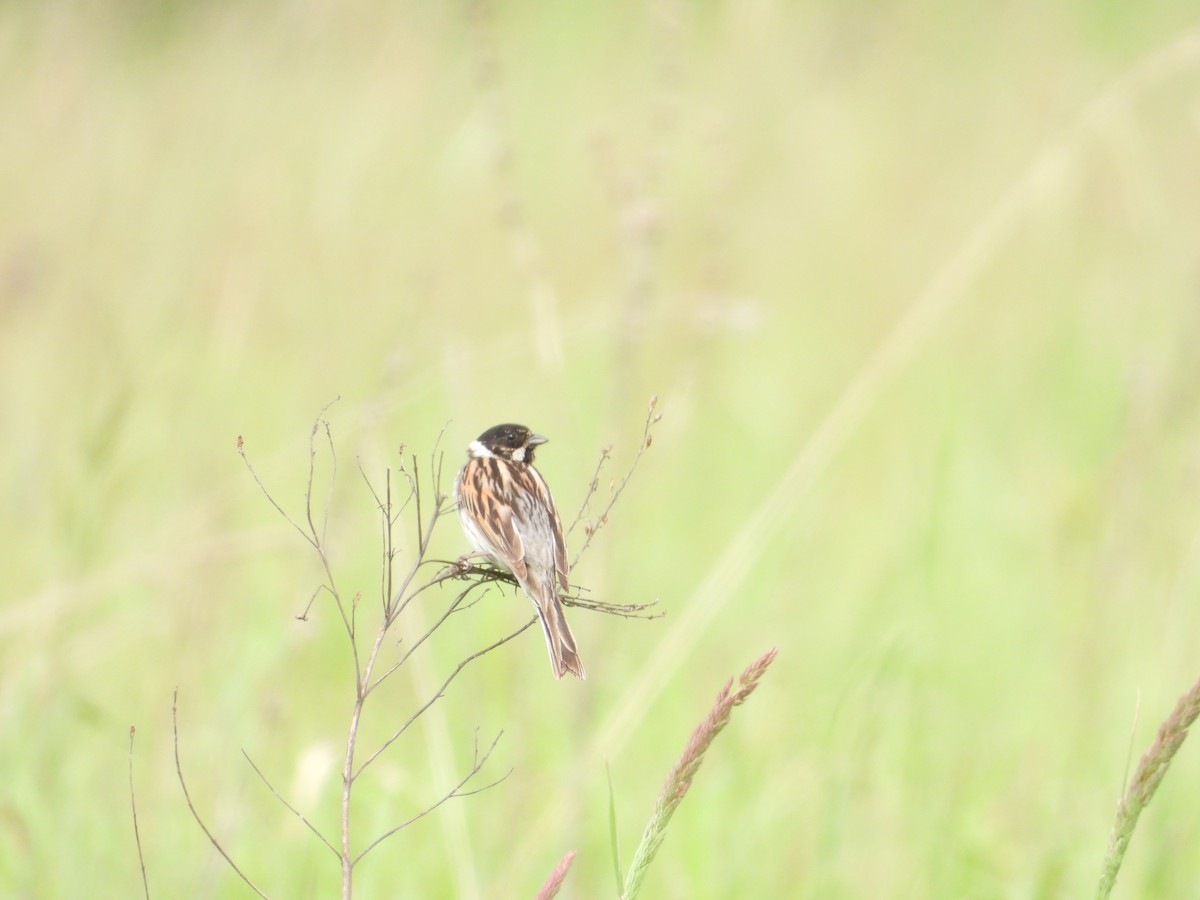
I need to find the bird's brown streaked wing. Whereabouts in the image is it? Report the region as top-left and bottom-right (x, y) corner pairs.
(463, 460), (528, 580)
(528, 465), (570, 590)
(550, 500), (569, 591)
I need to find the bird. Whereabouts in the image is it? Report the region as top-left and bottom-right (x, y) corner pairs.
(454, 423), (585, 680)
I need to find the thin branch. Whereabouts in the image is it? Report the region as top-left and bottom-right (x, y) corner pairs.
(439, 561), (662, 620)
(340, 617), (396, 897)
(430, 419), (452, 505)
(353, 730), (509, 866)
(411, 456), (424, 557)
(561, 593), (663, 620)
(572, 395), (661, 568)
(567, 445), (612, 536)
(358, 458), (416, 524)
(295, 584), (328, 622)
(172, 690), (269, 899)
(354, 618), (538, 780)
(360, 462), (417, 619)
(385, 490), (450, 622)
(128, 725), (150, 900)
(306, 416), (356, 647)
(238, 409), (659, 897)
(396, 451), (418, 504)
(242, 750), (339, 859)
(240, 409), (355, 647)
(366, 581), (496, 696)
(385, 469), (393, 620)
(306, 402), (339, 549)
(238, 438), (315, 549)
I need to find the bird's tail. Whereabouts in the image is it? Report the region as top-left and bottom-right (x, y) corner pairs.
(526, 575), (586, 680)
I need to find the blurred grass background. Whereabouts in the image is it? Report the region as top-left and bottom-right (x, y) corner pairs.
(3, 1), (1200, 896)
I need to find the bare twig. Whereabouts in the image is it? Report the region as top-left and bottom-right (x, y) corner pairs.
(567, 445), (612, 536)
(411, 456), (425, 556)
(385, 485), (449, 623)
(172, 690), (269, 899)
(366, 581), (496, 695)
(432, 561), (662, 620)
(239, 405), (356, 651)
(572, 396), (661, 568)
(358, 458), (416, 526)
(323, 444), (479, 897)
(308, 416), (355, 649)
(295, 584), (327, 622)
(429, 420), (452, 505)
(353, 730), (509, 865)
(242, 750), (339, 859)
(305, 400), (339, 550)
(561, 592), (662, 620)
(354, 618), (538, 780)
(238, 439), (314, 547)
(128, 726), (150, 900)
(235, 409), (655, 896)
(359, 463), (417, 618)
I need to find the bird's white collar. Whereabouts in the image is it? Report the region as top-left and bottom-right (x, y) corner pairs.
(467, 439), (494, 459)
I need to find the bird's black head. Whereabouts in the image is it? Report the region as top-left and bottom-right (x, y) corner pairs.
(472, 423), (548, 463)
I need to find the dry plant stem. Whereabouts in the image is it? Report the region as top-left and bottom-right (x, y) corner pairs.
(566, 445), (612, 537)
(242, 751), (338, 858)
(621, 648), (778, 900)
(353, 618), (537, 780)
(384, 462), (451, 623)
(337, 542), (424, 896)
(339, 475), (507, 895)
(242, 420), (516, 899)
(172, 690), (268, 899)
(239, 405), (355, 656)
(571, 396), (661, 569)
(366, 581), (496, 693)
(234, 411), (656, 897)
(128, 726), (150, 900)
(1096, 672), (1200, 899)
(354, 731), (509, 865)
(535, 850), (577, 900)
(443, 563), (661, 620)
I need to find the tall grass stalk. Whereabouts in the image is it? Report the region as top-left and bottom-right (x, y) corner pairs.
(1096, 673), (1200, 899)
(621, 648), (778, 900)
(535, 850), (576, 900)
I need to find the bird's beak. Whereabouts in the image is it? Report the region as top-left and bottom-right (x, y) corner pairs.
(528, 433), (549, 446)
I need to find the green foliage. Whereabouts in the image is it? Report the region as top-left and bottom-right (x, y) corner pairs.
(3, 2), (1200, 896)
(607, 762), (624, 896)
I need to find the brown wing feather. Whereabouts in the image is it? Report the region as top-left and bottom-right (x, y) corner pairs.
(548, 492), (569, 591)
(490, 504), (528, 580)
(462, 459), (528, 580)
(526, 465), (570, 591)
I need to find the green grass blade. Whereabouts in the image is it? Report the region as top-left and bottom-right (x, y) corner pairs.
(606, 761), (623, 896)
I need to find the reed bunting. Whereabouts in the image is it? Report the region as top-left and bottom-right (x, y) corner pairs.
(454, 424), (585, 680)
